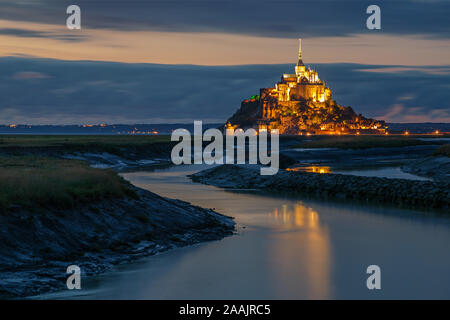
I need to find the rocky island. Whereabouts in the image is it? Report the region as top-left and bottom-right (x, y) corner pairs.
(225, 39), (387, 135)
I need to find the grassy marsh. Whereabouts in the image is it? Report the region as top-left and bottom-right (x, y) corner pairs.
(292, 135), (448, 149)
(0, 156), (137, 211)
(0, 135), (171, 156)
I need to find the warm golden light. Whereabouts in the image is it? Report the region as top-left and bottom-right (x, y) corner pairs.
(286, 165), (330, 174)
(310, 166), (331, 174)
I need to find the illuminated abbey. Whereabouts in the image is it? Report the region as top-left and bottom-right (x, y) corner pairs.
(226, 39), (387, 134)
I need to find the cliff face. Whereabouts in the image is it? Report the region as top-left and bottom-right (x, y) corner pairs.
(225, 94), (386, 135)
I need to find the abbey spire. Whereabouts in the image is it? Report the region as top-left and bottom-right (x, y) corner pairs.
(295, 38), (305, 76)
(297, 38), (304, 66)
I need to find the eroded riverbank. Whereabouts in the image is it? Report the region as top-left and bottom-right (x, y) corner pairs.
(0, 185), (234, 298)
(38, 164), (450, 299)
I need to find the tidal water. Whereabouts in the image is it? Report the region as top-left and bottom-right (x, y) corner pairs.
(49, 165), (450, 299)
(332, 167), (432, 181)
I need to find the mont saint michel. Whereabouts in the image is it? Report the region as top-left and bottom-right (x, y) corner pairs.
(226, 39), (387, 135)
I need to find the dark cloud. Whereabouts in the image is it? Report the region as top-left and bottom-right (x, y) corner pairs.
(0, 27), (87, 41)
(12, 71), (49, 79)
(0, 0), (449, 39)
(313, 63), (450, 122)
(0, 28), (49, 37)
(0, 57), (449, 124)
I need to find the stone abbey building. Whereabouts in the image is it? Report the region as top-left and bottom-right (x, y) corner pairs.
(226, 39), (387, 134)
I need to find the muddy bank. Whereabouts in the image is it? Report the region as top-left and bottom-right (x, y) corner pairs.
(0, 141), (175, 171)
(280, 145), (440, 169)
(402, 156), (450, 183)
(0, 186), (234, 298)
(190, 165), (450, 211)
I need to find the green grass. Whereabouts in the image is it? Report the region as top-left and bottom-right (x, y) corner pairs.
(0, 135), (171, 155)
(294, 135), (443, 149)
(434, 144), (450, 157)
(0, 156), (138, 211)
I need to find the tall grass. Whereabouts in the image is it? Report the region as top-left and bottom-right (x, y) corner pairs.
(0, 157), (137, 211)
(0, 135), (171, 156)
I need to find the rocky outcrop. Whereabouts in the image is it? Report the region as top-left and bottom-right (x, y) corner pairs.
(190, 165), (450, 211)
(226, 96), (386, 134)
(225, 42), (387, 134)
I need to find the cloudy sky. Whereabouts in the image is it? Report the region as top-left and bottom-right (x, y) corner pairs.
(0, 0), (449, 124)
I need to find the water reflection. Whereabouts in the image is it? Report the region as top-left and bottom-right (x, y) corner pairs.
(287, 165), (331, 174)
(270, 202), (331, 299)
(272, 203), (321, 228)
(286, 164), (429, 181)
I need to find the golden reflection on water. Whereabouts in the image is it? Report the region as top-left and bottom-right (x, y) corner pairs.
(286, 166), (331, 174)
(270, 202), (331, 299)
(272, 203), (321, 229)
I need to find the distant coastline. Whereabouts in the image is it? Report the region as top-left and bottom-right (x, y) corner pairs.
(0, 122), (449, 135)
(0, 123), (223, 135)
